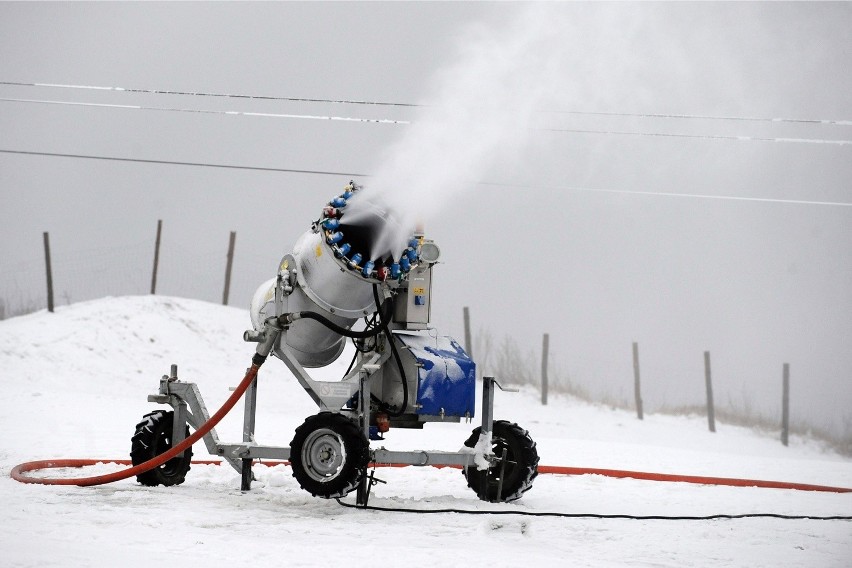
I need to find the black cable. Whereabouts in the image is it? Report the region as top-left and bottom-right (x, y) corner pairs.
(382, 325), (408, 417)
(334, 499), (852, 521)
(353, 339), (376, 354)
(284, 295), (392, 339)
(353, 312), (380, 353)
(372, 284), (408, 417)
(336, 296), (390, 412)
(342, 350), (358, 379)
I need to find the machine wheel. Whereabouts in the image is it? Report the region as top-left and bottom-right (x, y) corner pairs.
(463, 420), (539, 503)
(289, 412), (370, 499)
(130, 410), (192, 487)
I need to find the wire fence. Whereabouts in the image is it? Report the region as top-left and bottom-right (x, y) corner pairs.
(0, 237), (236, 319)
(469, 326), (852, 457)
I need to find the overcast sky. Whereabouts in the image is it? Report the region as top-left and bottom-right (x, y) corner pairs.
(1, 2), (850, 435)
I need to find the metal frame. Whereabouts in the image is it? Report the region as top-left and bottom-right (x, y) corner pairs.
(146, 317), (505, 494)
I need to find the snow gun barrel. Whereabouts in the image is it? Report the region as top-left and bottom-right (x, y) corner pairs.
(248, 182), (439, 368)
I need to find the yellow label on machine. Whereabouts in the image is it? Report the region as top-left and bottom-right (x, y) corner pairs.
(315, 244), (323, 258)
(413, 287), (425, 295)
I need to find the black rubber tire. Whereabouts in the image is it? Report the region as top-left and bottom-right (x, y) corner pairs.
(289, 412), (369, 499)
(463, 420), (539, 502)
(130, 410), (192, 487)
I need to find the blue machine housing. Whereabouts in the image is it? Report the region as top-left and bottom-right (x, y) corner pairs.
(396, 333), (476, 418)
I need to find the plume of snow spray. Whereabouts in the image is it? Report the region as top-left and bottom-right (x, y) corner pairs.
(344, 4), (568, 260)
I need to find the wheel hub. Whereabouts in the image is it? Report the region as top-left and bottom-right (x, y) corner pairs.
(302, 428), (346, 481)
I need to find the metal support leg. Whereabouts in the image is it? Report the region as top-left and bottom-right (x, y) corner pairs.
(479, 376), (498, 501)
(171, 400), (188, 458)
(356, 368), (373, 507)
(481, 376), (496, 436)
(169, 365), (188, 458)
(496, 447), (508, 502)
(241, 373), (258, 491)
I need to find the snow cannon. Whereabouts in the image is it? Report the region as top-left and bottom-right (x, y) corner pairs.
(136, 182), (539, 505)
(248, 181), (437, 368)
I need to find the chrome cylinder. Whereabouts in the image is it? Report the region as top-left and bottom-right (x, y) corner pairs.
(249, 183), (421, 368)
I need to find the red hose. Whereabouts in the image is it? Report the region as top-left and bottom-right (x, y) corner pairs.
(10, 364), (260, 486)
(534, 465), (852, 493)
(12, 456), (852, 494)
(368, 463), (852, 493)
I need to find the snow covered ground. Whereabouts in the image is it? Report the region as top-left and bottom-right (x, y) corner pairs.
(1, 296), (850, 567)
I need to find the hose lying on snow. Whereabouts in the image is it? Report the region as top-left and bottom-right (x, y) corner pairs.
(11, 361), (263, 486)
(11, 456), (852, 493)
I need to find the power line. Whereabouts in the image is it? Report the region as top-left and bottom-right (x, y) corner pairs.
(480, 181), (852, 208)
(0, 149), (368, 177)
(542, 127), (852, 146)
(4, 97), (849, 146)
(3, 148), (849, 208)
(4, 79), (850, 127)
(0, 97), (410, 125)
(0, 80), (421, 108)
(541, 109), (852, 127)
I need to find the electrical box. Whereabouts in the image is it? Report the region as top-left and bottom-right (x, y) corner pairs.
(394, 264), (432, 330)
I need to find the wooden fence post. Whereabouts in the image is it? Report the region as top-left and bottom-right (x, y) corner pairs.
(633, 342), (643, 420)
(541, 333), (549, 405)
(151, 219), (162, 295)
(222, 231), (236, 306)
(463, 306), (472, 358)
(781, 363), (790, 446)
(43, 232), (54, 313)
(704, 351), (716, 432)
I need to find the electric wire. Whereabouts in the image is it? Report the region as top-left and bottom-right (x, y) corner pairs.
(0, 149), (368, 177)
(3, 96), (849, 145)
(5, 80), (850, 126)
(0, 96), (410, 125)
(334, 499), (852, 521)
(541, 109), (852, 127)
(479, 181), (852, 208)
(0, 81), (420, 108)
(3, 148), (850, 207)
(542, 127), (852, 146)
(2, 150), (850, 208)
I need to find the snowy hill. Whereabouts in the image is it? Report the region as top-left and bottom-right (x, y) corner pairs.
(1, 296), (850, 567)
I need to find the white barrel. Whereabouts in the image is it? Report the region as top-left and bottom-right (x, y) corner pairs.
(292, 231), (376, 319)
(249, 183), (417, 368)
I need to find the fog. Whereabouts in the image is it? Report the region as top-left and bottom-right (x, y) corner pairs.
(1, 3), (850, 436)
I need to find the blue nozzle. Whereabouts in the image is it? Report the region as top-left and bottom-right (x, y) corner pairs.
(337, 243), (351, 257)
(400, 257), (411, 272)
(361, 261), (375, 278)
(350, 253), (363, 267)
(406, 248), (418, 263)
(390, 263), (401, 279)
(327, 231), (344, 244)
(331, 197), (347, 208)
(322, 218), (340, 230)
